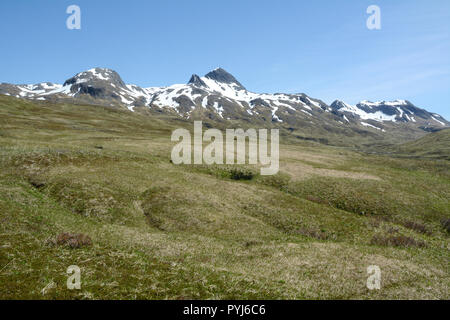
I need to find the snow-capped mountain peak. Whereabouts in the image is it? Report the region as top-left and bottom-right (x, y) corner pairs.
(63, 68), (126, 88)
(330, 99), (448, 128)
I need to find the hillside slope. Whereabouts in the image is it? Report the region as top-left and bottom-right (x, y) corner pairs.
(392, 128), (450, 159)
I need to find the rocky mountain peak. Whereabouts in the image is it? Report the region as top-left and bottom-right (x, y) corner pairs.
(63, 68), (126, 88)
(187, 74), (207, 87)
(204, 67), (246, 90)
(330, 100), (350, 110)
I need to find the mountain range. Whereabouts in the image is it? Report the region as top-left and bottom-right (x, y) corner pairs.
(1, 67), (448, 145)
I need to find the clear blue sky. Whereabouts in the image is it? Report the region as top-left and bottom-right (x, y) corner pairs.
(1, 0), (449, 119)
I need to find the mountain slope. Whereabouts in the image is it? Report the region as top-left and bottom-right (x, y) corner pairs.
(389, 128), (450, 159)
(330, 99), (448, 132)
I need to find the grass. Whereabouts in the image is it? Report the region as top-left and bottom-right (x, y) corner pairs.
(369, 128), (450, 160)
(0, 95), (448, 299)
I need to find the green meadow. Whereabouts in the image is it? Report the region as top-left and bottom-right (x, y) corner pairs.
(0, 95), (448, 299)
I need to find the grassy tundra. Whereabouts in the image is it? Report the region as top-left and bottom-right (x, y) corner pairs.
(0, 95), (448, 299)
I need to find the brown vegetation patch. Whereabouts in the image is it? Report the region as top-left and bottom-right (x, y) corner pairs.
(402, 221), (431, 235)
(295, 227), (329, 240)
(305, 195), (328, 205)
(370, 235), (426, 248)
(51, 232), (93, 248)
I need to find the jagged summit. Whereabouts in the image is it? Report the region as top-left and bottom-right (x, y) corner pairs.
(330, 100), (351, 109)
(187, 74), (207, 87)
(204, 67), (246, 90)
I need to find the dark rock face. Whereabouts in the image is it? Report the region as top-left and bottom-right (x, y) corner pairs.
(204, 68), (246, 90)
(71, 84), (109, 99)
(250, 98), (271, 108)
(191, 88), (206, 96)
(132, 96), (148, 107)
(174, 95), (195, 114)
(419, 126), (442, 133)
(0, 83), (21, 96)
(356, 103), (397, 115)
(188, 74), (207, 87)
(330, 100), (346, 110)
(62, 68), (128, 102)
(401, 103), (432, 119)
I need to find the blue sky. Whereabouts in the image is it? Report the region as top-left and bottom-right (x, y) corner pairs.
(1, 0), (449, 118)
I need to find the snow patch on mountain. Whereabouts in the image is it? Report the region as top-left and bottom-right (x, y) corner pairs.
(336, 100), (398, 122)
(431, 116), (445, 126)
(212, 101), (224, 118)
(361, 121), (386, 132)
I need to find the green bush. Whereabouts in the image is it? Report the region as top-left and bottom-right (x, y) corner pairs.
(229, 167), (254, 180)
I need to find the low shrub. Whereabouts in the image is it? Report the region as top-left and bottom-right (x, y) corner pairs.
(441, 218), (450, 233)
(229, 167), (254, 180)
(190, 164), (257, 181)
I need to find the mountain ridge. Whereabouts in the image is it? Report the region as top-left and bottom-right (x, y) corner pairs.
(1, 67), (448, 139)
